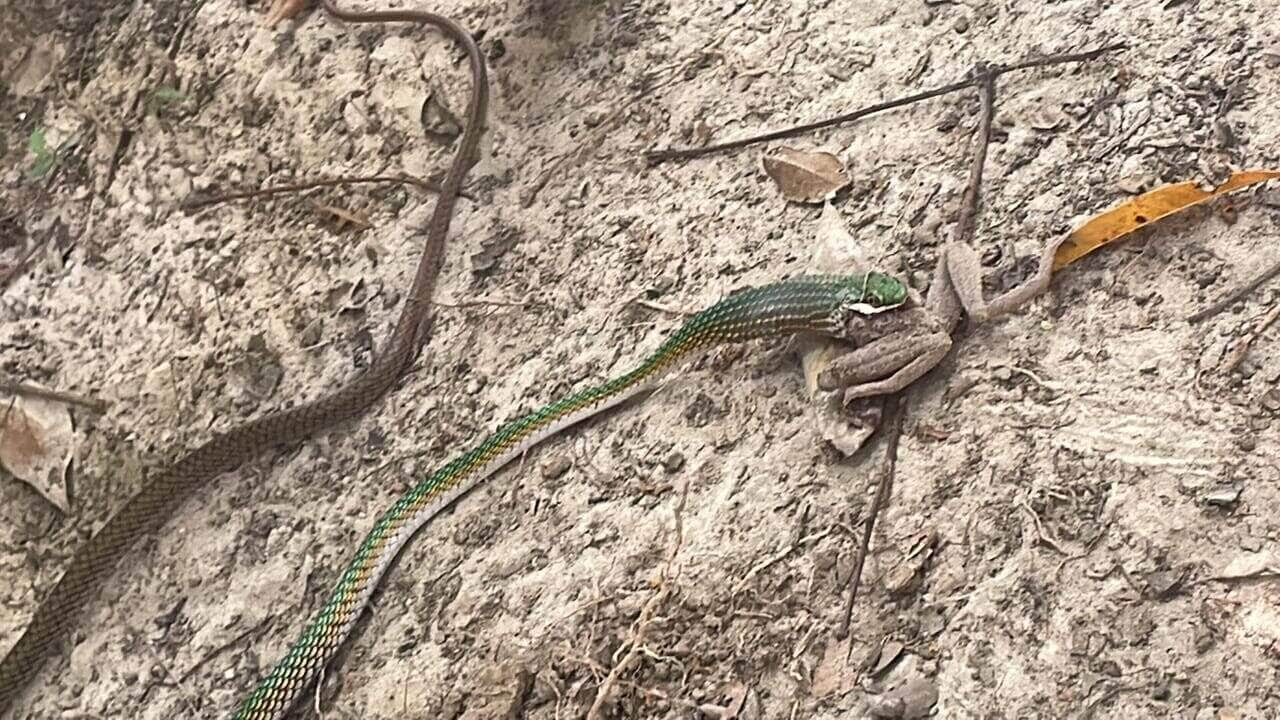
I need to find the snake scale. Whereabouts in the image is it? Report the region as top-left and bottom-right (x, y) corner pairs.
(0, 4), (917, 719)
(232, 272), (909, 718)
(0, 2), (487, 714)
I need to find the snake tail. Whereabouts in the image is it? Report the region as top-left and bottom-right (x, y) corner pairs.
(0, 5), (488, 715)
(230, 272), (906, 719)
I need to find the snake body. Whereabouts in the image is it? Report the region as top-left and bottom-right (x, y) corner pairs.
(232, 272), (907, 719)
(0, 4), (487, 714)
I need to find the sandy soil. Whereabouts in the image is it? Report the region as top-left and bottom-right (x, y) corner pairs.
(2, 0), (1280, 718)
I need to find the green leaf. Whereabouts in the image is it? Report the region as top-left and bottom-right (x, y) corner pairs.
(27, 154), (55, 180)
(27, 127), (47, 156)
(150, 86), (187, 105)
(25, 126), (54, 180)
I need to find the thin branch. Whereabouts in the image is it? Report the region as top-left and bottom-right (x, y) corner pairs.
(0, 379), (109, 413)
(1222, 302), (1280, 372)
(954, 65), (996, 242)
(836, 394), (902, 640)
(646, 77), (975, 164)
(1187, 257), (1280, 323)
(587, 482), (688, 719)
(644, 42), (1125, 165)
(179, 174), (461, 212)
(837, 63), (999, 640)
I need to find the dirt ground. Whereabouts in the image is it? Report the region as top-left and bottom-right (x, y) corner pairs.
(2, 0), (1280, 718)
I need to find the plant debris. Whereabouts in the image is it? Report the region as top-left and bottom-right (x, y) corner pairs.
(761, 147), (851, 203)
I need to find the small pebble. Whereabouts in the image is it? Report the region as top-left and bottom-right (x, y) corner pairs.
(662, 450), (685, 473)
(299, 319), (323, 347)
(1259, 388), (1280, 413)
(867, 677), (939, 719)
(541, 456), (572, 479)
(1202, 483), (1242, 507)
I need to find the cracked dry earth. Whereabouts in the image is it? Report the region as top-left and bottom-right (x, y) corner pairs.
(3, 0), (1280, 718)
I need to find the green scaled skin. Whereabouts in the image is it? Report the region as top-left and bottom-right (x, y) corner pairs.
(231, 272), (906, 720)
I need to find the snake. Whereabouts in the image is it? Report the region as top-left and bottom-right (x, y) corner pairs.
(231, 272), (908, 718)
(0, 2), (487, 714)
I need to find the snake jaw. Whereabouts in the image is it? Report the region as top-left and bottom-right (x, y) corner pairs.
(846, 299), (906, 316)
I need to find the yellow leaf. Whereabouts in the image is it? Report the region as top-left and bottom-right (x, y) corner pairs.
(1053, 170), (1280, 270)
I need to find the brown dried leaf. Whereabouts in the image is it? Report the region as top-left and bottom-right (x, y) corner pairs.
(718, 682), (750, 719)
(811, 641), (859, 697)
(0, 394), (75, 512)
(869, 639), (905, 677)
(762, 147), (851, 204)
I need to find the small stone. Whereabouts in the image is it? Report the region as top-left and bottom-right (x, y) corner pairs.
(662, 450), (685, 473)
(952, 14), (969, 33)
(541, 456), (572, 479)
(1145, 569), (1186, 597)
(254, 363), (283, 397)
(583, 107), (609, 127)
(867, 677), (938, 719)
(1260, 388), (1280, 413)
(1028, 107), (1064, 131)
(1198, 481), (1239, 504)
(884, 560), (923, 597)
(1116, 173), (1153, 195)
(1194, 628), (1216, 654)
(299, 319), (323, 347)
(1214, 119), (1238, 148)
(246, 332), (268, 354)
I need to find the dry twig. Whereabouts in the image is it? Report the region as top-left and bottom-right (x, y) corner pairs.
(837, 66), (998, 639)
(0, 379), (108, 413)
(836, 393), (903, 640)
(1222, 302), (1280, 372)
(645, 43), (1124, 164)
(587, 482), (688, 719)
(179, 174), (457, 213)
(1187, 257), (1280, 323)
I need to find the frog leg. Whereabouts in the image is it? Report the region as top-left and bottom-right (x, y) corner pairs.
(818, 331), (953, 401)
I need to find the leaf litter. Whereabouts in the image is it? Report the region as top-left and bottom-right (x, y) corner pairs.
(0, 393), (76, 513)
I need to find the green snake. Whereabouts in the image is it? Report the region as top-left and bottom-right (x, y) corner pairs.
(232, 272), (907, 718)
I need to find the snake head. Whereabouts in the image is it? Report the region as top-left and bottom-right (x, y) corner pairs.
(839, 271), (908, 316)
